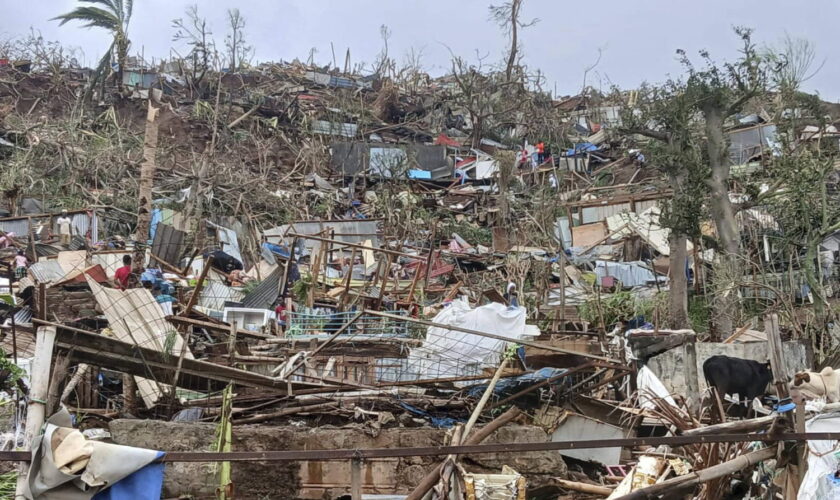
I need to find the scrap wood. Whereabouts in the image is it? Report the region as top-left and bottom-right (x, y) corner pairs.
(553, 478), (613, 496)
(682, 415), (777, 436)
(612, 446), (775, 500)
(404, 402), (520, 500)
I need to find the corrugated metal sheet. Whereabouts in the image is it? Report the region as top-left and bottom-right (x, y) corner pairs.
(28, 260), (67, 284)
(263, 220), (381, 257)
(199, 280), (245, 312)
(241, 266), (281, 310)
(90, 252), (131, 278)
(0, 219), (30, 236)
(151, 223), (186, 267)
(581, 202), (632, 224)
(313, 120), (358, 138)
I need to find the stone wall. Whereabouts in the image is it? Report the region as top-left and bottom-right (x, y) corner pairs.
(646, 340), (813, 395)
(108, 419), (567, 499)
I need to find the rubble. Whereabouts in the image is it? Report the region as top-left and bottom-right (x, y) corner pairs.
(2, 12), (840, 500)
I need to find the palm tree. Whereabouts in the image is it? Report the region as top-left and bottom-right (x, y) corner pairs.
(53, 0), (133, 98)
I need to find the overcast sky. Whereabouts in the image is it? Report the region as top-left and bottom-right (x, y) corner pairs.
(2, 0), (839, 100)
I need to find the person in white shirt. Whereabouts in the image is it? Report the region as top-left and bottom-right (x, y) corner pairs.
(56, 210), (73, 246)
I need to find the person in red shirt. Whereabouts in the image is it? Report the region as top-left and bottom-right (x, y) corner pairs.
(536, 142), (545, 164)
(114, 255), (132, 290)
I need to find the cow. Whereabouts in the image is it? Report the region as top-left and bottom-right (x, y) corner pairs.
(790, 367), (840, 403)
(702, 355), (773, 417)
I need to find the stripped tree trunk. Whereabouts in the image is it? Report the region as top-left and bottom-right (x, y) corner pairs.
(704, 105), (739, 340)
(134, 100), (160, 271)
(668, 231), (689, 329)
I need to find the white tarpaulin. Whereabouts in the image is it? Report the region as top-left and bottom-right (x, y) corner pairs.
(406, 299), (538, 380)
(799, 413), (840, 500)
(86, 276), (192, 408)
(637, 365), (678, 410)
(24, 409), (161, 500)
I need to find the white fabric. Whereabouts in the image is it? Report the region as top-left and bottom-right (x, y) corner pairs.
(637, 365), (678, 410)
(799, 413), (840, 500)
(406, 299), (536, 381)
(25, 411), (160, 500)
(56, 217), (72, 236)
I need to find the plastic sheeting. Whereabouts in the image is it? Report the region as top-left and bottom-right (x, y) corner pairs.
(466, 367), (568, 398)
(406, 299), (538, 381)
(799, 413), (840, 500)
(637, 365), (678, 410)
(595, 260), (665, 288)
(24, 410), (162, 500)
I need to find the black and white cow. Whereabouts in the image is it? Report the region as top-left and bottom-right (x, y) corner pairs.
(702, 355), (772, 417)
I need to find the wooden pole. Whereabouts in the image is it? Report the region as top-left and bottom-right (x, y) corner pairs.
(339, 248), (357, 310)
(15, 326), (56, 498)
(404, 406), (521, 500)
(350, 457), (362, 500)
(183, 256), (213, 316)
(553, 479), (613, 496)
(765, 313), (789, 399)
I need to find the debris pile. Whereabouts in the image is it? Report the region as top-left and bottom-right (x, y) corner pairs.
(1, 20), (840, 500)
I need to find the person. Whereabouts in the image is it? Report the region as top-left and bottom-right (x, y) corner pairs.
(152, 283), (176, 315)
(13, 251), (28, 280)
(536, 142), (545, 164)
(504, 282), (519, 308)
(114, 255), (132, 290)
(0, 232), (15, 249)
(275, 297), (294, 333)
(56, 210), (74, 246)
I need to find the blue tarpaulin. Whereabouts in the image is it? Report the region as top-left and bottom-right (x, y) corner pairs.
(465, 367), (569, 399)
(397, 401), (459, 428)
(92, 451), (166, 500)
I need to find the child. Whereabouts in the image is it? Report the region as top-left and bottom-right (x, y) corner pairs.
(14, 250), (28, 280)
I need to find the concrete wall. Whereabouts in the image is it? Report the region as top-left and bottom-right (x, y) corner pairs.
(646, 340), (813, 395)
(109, 420), (566, 500)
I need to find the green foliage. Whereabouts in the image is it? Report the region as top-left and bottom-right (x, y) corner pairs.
(439, 217), (492, 247)
(579, 291), (654, 328)
(291, 273), (312, 303)
(0, 349), (24, 389)
(688, 294), (711, 333)
(0, 470), (16, 498)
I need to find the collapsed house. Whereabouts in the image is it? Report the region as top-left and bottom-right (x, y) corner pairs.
(2, 40), (840, 500)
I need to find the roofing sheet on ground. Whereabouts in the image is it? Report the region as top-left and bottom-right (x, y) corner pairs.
(86, 275), (192, 408)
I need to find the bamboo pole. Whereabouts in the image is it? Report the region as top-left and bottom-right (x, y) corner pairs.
(15, 326), (56, 498)
(406, 358), (509, 500)
(554, 478), (613, 496)
(403, 407), (520, 500)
